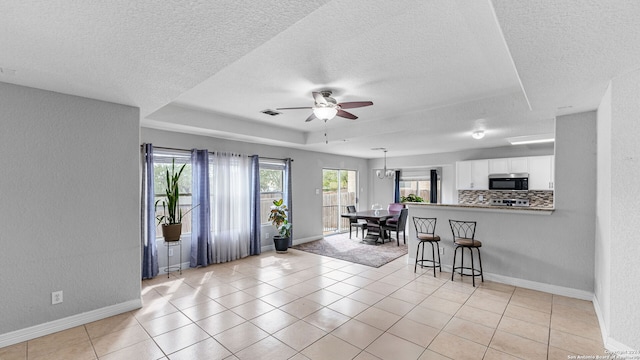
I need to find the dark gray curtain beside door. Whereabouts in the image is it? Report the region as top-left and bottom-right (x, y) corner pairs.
(430, 169), (438, 204)
(249, 155), (261, 255)
(394, 170), (401, 203)
(141, 143), (159, 279)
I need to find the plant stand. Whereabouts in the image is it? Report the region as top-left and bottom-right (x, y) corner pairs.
(164, 240), (182, 278)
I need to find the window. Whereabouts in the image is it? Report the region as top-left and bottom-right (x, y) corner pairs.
(259, 160), (285, 224)
(399, 169), (440, 203)
(153, 150), (192, 237)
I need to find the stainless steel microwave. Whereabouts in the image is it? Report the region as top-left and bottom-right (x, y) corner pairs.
(488, 173), (529, 191)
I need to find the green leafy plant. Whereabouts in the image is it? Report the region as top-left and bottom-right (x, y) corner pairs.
(155, 159), (197, 225)
(401, 194), (424, 203)
(268, 198), (292, 238)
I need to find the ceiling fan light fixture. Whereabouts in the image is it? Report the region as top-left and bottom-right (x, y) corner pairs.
(472, 130), (485, 139)
(313, 106), (338, 120)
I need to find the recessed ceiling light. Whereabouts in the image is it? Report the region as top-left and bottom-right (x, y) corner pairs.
(507, 134), (555, 145)
(472, 130), (485, 140)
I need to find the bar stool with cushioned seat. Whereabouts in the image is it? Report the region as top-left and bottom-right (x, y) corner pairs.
(413, 217), (441, 276)
(449, 219), (483, 287)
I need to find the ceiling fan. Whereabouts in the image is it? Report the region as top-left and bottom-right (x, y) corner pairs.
(276, 91), (373, 122)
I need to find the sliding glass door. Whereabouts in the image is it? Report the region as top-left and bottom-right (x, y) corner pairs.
(322, 169), (358, 234)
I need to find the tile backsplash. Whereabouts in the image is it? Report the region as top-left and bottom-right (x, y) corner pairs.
(458, 190), (554, 208)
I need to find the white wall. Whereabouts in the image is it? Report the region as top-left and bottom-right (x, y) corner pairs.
(596, 69), (640, 350)
(0, 83), (141, 340)
(140, 128), (370, 255)
(595, 83), (612, 342)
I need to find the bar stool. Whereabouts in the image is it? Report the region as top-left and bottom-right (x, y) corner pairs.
(449, 219), (483, 287)
(413, 217), (441, 276)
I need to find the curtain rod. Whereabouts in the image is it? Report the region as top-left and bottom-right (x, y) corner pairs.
(259, 156), (294, 162)
(141, 144), (293, 161)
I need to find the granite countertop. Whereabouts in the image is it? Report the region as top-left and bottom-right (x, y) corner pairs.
(405, 202), (555, 214)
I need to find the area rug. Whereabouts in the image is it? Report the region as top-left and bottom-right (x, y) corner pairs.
(292, 233), (408, 268)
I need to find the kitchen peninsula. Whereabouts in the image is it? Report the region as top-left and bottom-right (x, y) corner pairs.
(408, 202), (554, 214)
(405, 200), (588, 299)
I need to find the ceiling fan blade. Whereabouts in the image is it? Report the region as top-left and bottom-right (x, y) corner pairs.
(312, 92), (328, 106)
(305, 113), (317, 122)
(276, 106), (313, 110)
(337, 109), (358, 120)
(337, 101), (373, 109)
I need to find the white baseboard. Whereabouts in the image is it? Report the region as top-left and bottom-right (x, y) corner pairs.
(592, 296), (636, 353)
(260, 235), (323, 253)
(409, 256), (593, 300)
(0, 299), (142, 348)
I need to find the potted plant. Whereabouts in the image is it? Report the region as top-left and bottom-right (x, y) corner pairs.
(401, 194), (424, 203)
(155, 159), (197, 242)
(268, 198), (292, 253)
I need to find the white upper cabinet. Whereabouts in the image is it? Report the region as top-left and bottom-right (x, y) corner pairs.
(528, 155), (555, 190)
(509, 157), (529, 173)
(456, 159), (489, 190)
(457, 156), (554, 191)
(488, 158), (508, 174)
(488, 157), (529, 174)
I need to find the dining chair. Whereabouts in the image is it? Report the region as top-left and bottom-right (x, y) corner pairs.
(382, 208), (408, 246)
(346, 205), (367, 239)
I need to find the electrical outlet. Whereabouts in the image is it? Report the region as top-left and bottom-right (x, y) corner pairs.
(169, 248), (174, 257)
(52, 290), (63, 305)
(265, 232), (270, 239)
(439, 247), (445, 255)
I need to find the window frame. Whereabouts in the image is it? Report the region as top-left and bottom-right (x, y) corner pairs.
(259, 159), (286, 224)
(153, 150), (193, 238)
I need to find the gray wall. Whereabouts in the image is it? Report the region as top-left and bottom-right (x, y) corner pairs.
(408, 112), (596, 292)
(597, 69), (640, 349)
(0, 83), (141, 335)
(141, 128), (370, 260)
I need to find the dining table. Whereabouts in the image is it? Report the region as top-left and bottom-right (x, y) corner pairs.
(341, 209), (400, 245)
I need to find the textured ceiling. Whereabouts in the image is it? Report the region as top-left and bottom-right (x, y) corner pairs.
(1, 1), (639, 158)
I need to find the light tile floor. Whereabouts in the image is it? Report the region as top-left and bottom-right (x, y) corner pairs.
(0, 249), (606, 359)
